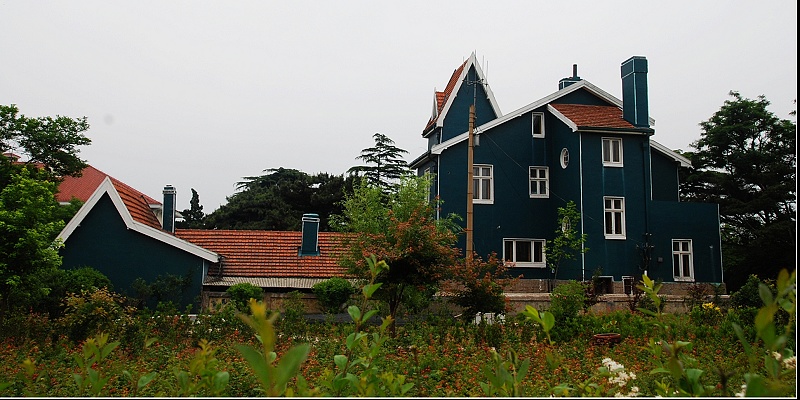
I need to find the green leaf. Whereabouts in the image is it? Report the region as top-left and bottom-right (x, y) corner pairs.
(236, 345), (272, 391)
(334, 354), (348, 370)
(275, 343), (310, 392)
(137, 372), (157, 390)
(759, 283), (774, 306)
(362, 283), (382, 299)
(347, 305), (361, 322)
(542, 311), (555, 332)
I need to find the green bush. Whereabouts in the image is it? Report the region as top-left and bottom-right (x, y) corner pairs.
(278, 291), (307, 337)
(226, 283), (264, 313)
(312, 277), (354, 314)
(549, 280), (585, 321)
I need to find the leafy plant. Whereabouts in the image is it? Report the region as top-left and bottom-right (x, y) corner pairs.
(236, 299), (311, 397)
(72, 332), (120, 396)
(549, 280), (586, 321)
(173, 339), (230, 396)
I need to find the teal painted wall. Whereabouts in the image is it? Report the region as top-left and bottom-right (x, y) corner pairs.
(419, 86), (723, 284)
(60, 194), (209, 310)
(440, 66), (498, 143)
(650, 149), (680, 201)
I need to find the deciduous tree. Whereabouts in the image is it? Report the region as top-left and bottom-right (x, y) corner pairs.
(332, 173), (460, 329)
(679, 92), (796, 291)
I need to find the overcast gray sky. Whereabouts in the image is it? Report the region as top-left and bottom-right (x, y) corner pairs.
(2, 1), (796, 212)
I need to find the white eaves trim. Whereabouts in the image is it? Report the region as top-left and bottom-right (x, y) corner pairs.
(650, 140), (692, 168)
(57, 177), (219, 262)
(435, 52), (503, 129)
(431, 80), (657, 155)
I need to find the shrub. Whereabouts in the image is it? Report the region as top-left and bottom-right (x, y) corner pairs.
(278, 291), (307, 337)
(730, 274), (773, 309)
(59, 287), (135, 342)
(226, 283), (264, 313)
(312, 277), (354, 314)
(549, 280), (585, 321)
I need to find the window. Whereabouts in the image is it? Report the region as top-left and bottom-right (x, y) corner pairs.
(672, 240), (694, 281)
(560, 148), (569, 169)
(603, 197), (626, 239)
(532, 113), (545, 138)
(529, 167), (548, 198)
(473, 164), (493, 204)
(503, 239), (545, 267)
(602, 137), (623, 166)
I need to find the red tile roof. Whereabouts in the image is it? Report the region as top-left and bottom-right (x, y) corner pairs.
(57, 165), (163, 230)
(550, 104), (636, 129)
(175, 229), (351, 279)
(425, 59), (467, 132)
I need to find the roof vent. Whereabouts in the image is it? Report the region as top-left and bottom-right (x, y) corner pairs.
(298, 213), (320, 257)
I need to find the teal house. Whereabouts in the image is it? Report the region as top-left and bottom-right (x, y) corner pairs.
(56, 167), (219, 309)
(410, 54), (723, 292)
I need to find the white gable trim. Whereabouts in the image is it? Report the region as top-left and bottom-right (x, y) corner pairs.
(57, 177), (219, 262)
(430, 80), (657, 154)
(435, 52), (503, 129)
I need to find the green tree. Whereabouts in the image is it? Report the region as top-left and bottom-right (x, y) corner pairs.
(446, 252), (518, 320)
(0, 168), (65, 314)
(1, 104), (91, 178)
(547, 201), (589, 286)
(331, 174), (460, 330)
(679, 92), (796, 291)
(347, 133), (411, 192)
(178, 188), (205, 229)
(205, 168), (355, 231)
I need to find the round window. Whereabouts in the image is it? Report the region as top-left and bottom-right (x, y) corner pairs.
(560, 148), (570, 169)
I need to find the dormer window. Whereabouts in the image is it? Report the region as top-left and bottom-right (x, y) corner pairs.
(532, 113), (545, 138)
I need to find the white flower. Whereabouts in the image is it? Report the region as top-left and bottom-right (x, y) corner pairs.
(773, 351), (783, 361)
(783, 356), (796, 370)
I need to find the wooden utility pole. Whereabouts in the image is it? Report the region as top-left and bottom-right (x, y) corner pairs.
(466, 104), (475, 266)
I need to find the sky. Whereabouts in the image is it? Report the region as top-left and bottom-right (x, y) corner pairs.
(2, 1), (797, 212)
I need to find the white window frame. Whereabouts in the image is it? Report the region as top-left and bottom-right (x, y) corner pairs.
(532, 112), (545, 138)
(672, 239), (695, 281)
(503, 238), (546, 268)
(603, 196), (626, 239)
(560, 148), (570, 169)
(529, 166), (549, 198)
(602, 137), (623, 167)
(473, 164), (493, 204)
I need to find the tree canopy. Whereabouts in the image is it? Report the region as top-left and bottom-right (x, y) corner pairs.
(679, 92), (796, 291)
(177, 188), (206, 229)
(1, 104), (91, 178)
(347, 133), (411, 191)
(204, 168), (355, 231)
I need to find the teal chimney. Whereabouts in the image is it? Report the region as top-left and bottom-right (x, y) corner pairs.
(299, 213), (320, 256)
(621, 56), (649, 128)
(162, 185), (176, 233)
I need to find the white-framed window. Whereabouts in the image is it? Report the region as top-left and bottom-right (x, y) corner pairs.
(602, 137), (623, 167)
(532, 113), (545, 138)
(672, 239), (694, 281)
(473, 164), (493, 204)
(529, 166), (549, 198)
(503, 238), (546, 267)
(560, 148), (570, 169)
(603, 197), (626, 239)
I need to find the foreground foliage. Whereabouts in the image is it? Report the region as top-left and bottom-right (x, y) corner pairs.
(0, 270), (795, 397)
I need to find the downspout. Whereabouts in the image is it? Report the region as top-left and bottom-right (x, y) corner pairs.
(579, 133), (586, 281)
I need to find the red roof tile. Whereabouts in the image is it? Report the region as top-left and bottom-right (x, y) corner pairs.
(550, 104), (636, 129)
(425, 59), (467, 132)
(57, 165), (163, 230)
(175, 229), (351, 279)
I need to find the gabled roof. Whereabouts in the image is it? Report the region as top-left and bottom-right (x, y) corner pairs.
(57, 177), (219, 262)
(548, 104), (637, 130)
(423, 52), (502, 135)
(175, 229), (350, 281)
(57, 164), (161, 206)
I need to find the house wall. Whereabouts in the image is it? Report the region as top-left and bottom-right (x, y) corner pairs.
(650, 148), (680, 201)
(60, 193), (208, 310)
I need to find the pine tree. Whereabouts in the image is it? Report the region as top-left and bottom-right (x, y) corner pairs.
(347, 133), (410, 191)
